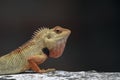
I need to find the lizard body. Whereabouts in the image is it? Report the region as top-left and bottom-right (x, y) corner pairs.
(0, 26), (71, 75)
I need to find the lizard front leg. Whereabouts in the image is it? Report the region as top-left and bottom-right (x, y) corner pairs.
(28, 55), (55, 73)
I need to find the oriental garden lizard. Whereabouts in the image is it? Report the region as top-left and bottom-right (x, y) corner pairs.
(0, 26), (71, 75)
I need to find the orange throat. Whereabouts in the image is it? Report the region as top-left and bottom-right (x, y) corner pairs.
(49, 41), (66, 58)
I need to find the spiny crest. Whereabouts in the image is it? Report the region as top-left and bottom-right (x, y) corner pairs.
(32, 27), (50, 38)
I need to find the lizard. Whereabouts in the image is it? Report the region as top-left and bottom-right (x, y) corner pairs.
(0, 26), (71, 75)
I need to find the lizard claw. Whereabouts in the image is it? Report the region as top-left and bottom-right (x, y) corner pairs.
(39, 68), (56, 73)
(46, 68), (56, 72)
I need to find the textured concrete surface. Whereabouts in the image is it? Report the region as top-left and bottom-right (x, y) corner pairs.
(0, 71), (120, 80)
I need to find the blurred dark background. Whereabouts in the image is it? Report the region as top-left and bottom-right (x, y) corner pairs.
(0, 0), (119, 72)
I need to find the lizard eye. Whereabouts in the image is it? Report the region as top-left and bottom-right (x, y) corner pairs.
(54, 29), (62, 34)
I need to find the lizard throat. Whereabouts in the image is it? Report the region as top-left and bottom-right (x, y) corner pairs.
(49, 38), (66, 58)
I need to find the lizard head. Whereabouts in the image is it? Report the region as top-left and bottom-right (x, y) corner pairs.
(33, 26), (71, 58)
(47, 26), (71, 58)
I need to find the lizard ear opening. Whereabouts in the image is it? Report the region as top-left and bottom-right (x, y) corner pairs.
(47, 34), (51, 39)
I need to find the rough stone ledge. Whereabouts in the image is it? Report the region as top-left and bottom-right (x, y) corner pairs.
(0, 70), (120, 80)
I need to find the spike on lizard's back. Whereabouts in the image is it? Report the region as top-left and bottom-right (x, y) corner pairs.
(0, 26), (71, 75)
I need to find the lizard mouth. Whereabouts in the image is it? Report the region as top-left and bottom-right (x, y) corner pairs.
(49, 37), (67, 58)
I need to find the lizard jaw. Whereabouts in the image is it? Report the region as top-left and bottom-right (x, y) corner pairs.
(49, 37), (67, 58)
